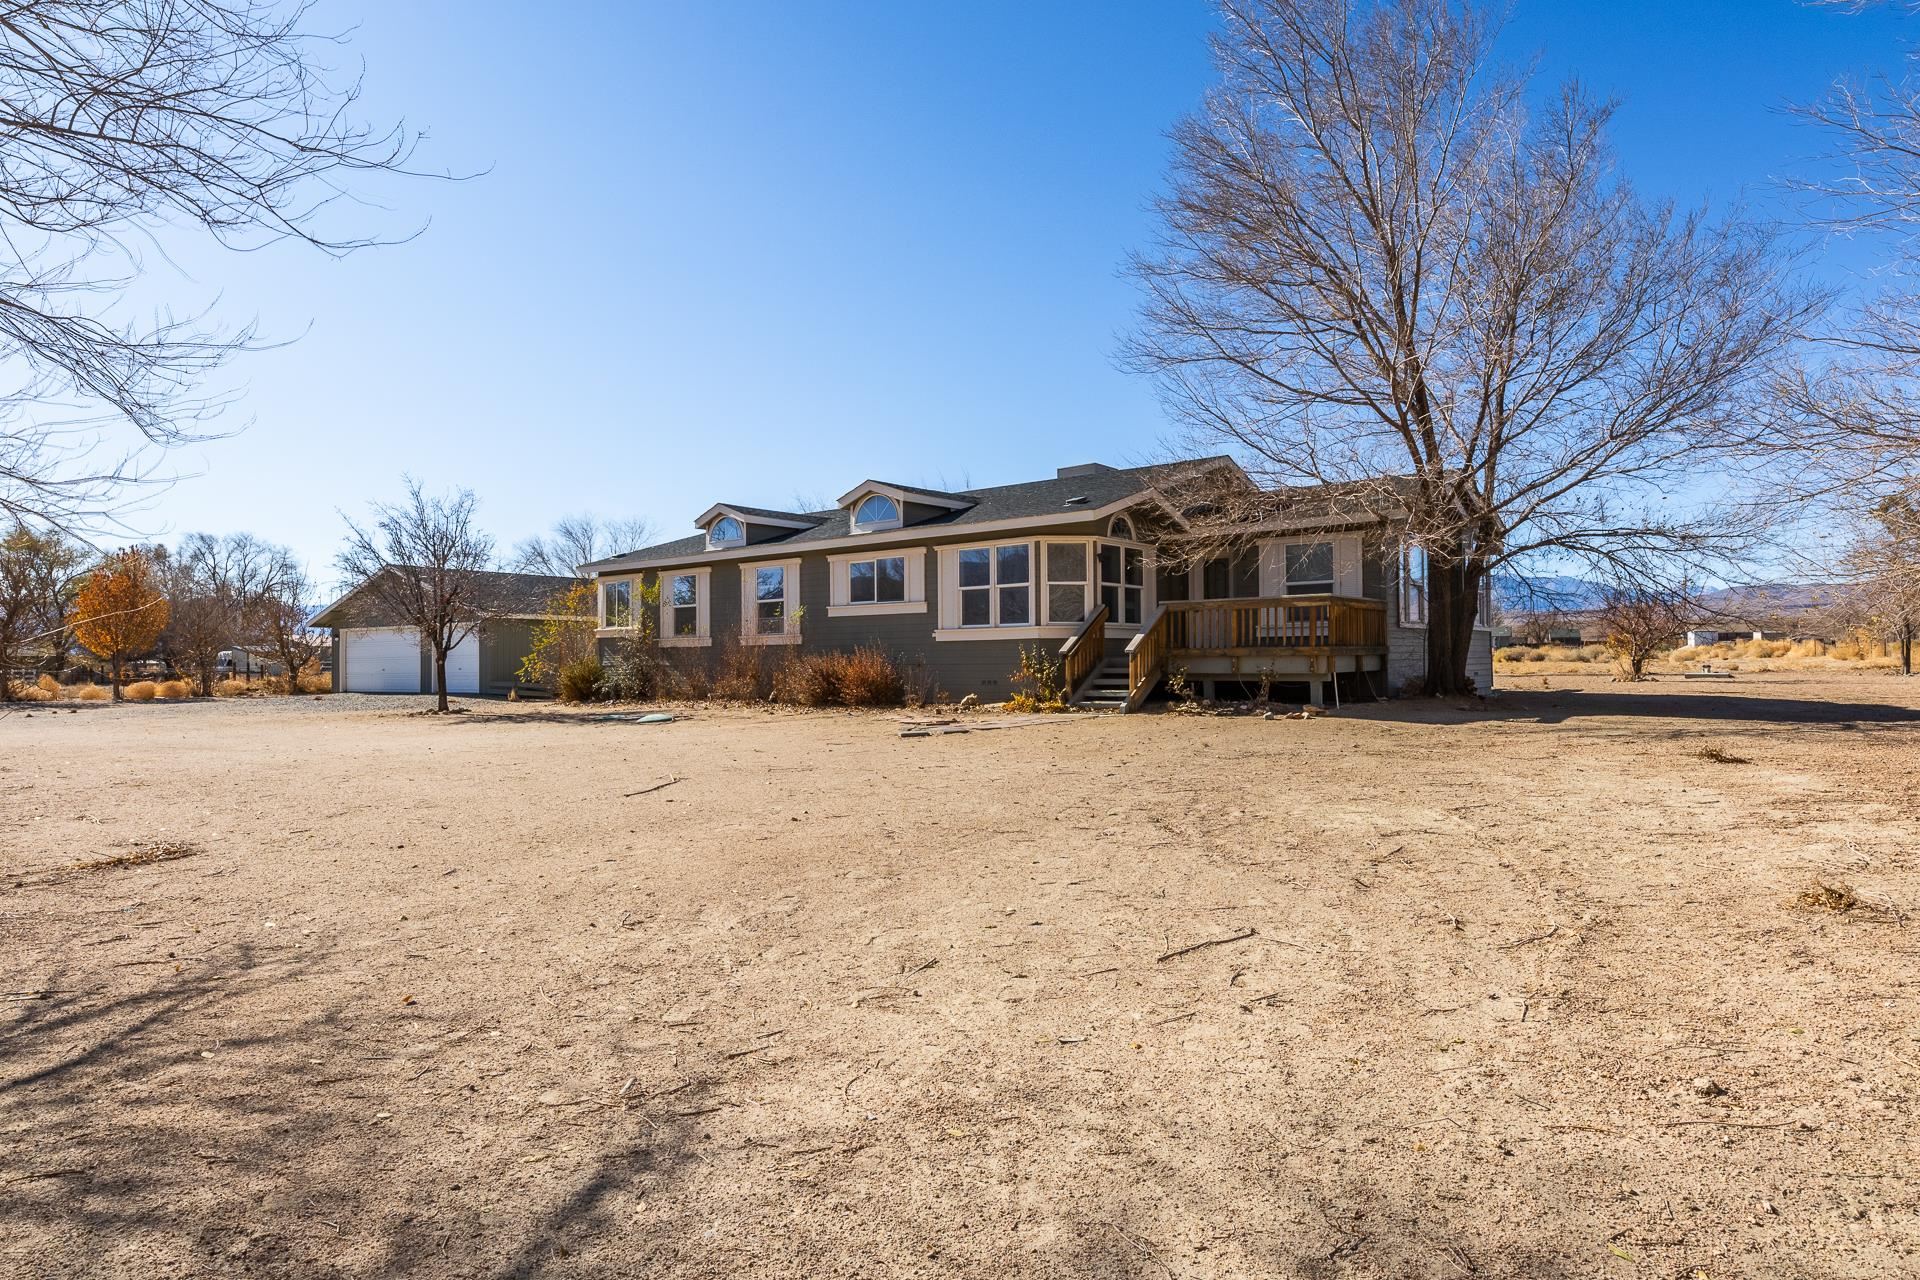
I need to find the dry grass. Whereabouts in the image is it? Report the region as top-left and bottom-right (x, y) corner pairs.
(122, 680), (157, 701)
(1696, 744), (1752, 765)
(1795, 881), (1862, 913)
(69, 682), (109, 701)
(5, 679), (54, 701)
(154, 679), (193, 700)
(1494, 643), (1609, 665)
(213, 677), (259, 698)
(71, 840), (199, 872)
(37, 674), (59, 695)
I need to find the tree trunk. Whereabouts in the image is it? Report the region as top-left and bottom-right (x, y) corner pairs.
(1903, 624), (1914, 677)
(1423, 556), (1479, 696)
(434, 650), (448, 713)
(111, 654), (123, 701)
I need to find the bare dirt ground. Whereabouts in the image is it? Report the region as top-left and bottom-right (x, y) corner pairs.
(4, 672), (1919, 1279)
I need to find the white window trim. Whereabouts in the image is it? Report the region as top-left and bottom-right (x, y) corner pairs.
(1258, 534), (1361, 598)
(599, 577), (635, 629)
(826, 548), (927, 615)
(935, 625), (1079, 642)
(659, 566), (712, 647)
(1042, 539), (1093, 627)
(940, 538), (1036, 631)
(739, 558), (802, 646)
(706, 517), (746, 551)
(849, 493), (904, 533)
(1400, 541), (1430, 629)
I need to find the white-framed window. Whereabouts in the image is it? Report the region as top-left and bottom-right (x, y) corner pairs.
(851, 555), (907, 603)
(957, 542), (1030, 627)
(1400, 542), (1429, 627)
(1282, 541), (1335, 595)
(659, 567), (711, 646)
(740, 559), (802, 644)
(852, 493), (902, 531)
(1044, 540), (1089, 624)
(1098, 543), (1145, 624)
(601, 579), (632, 628)
(707, 516), (745, 550)
(827, 548), (927, 614)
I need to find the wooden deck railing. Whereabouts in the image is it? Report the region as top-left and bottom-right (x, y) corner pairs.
(1125, 595), (1385, 711)
(1058, 602), (1108, 700)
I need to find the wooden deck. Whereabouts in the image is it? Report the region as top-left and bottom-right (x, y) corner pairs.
(1124, 596), (1387, 710)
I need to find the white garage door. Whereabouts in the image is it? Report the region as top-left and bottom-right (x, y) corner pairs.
(342, 627), (423, 694)
(440, 634), (480, 695)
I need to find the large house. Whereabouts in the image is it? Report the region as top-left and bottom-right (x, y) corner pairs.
(581, 458), (1495, 708)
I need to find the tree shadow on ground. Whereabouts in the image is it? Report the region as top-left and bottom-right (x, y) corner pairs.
(1488, 687), (1920, 727)
(0, 940), (711, 1278)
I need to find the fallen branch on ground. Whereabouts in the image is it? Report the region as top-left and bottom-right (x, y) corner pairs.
(1156, 927), (1256, 962)
(623, 776), (680, 798)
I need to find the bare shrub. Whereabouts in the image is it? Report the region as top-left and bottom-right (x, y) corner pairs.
(123, 680), (158, 701)
(1007, 643), (1067, 713)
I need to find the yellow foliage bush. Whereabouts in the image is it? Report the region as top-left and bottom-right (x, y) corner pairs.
(154, 679), (193, 699)
(123, 680), (157, 701)
(37, 674), (59, 695)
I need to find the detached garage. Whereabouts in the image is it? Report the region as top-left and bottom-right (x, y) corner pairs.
(309, 569), (577, 697)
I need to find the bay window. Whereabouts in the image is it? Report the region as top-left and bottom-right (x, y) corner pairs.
(1044, 541), (1088, 624)
(1098, 543), (1144, 624)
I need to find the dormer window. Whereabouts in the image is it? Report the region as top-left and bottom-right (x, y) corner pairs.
(1109, 515), (1135, 540)
(708, 516), (745, 549)
(852, 494), (901, 531)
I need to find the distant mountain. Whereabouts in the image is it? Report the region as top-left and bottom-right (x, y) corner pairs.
(1492, 574), (1604, 612)
(1492, 574), (1847, 622)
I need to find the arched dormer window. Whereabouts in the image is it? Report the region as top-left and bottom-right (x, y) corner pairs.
(1109, 515), (1135, 541)
(853, 493), (901, 531)
(708, 516), (745, 549)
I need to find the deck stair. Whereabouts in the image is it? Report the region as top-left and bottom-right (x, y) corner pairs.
(1071, 657), (1133, 711)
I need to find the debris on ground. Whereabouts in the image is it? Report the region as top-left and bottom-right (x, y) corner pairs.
(72, 841), (200, 873)
(1697, 745), (1752, 765)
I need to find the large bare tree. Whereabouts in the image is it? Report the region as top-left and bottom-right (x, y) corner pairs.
(336, 479), (494, 713)
(1129, 0), (1817, 693)
(255, 545), (327, 690)
(161, 531), (272, 694)
(0, 0), (435, 532)
(509, 515), (652, 577)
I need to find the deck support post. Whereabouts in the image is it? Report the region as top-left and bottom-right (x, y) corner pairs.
(1309, 678), (1325, 707)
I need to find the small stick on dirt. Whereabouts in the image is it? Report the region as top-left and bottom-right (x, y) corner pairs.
(1153, 1011), (1198, 1026)
(1498, 924), (1560, 950)
(1661, 1117), (1801, 1129)
(1156, 927), (1256, 962)
(900, 958), (939, 978)
(623, 776), (681, 798)
(4, 1168), (89, 1184)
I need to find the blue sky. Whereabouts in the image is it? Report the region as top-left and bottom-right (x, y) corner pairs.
(115, 0), (1915, 582)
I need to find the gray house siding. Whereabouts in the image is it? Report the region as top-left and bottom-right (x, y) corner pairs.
(480, 621), (538, 696)
(1373, 537), (1497, 695)
(598, 517), (1121, 700)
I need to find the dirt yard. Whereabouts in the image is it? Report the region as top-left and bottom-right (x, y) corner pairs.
(4, 673), (1918, 1279)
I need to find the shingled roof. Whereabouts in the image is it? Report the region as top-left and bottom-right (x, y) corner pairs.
(583, 458), (1244, 571)
(308, 567), (578, 628)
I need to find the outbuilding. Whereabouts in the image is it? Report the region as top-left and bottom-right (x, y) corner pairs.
(308, 568), (576, 696)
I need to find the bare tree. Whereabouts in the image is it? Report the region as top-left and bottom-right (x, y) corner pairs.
(161, 532), (272, 694)
(0, 521), (84, 695)
(1842, 494), (1920, 673)
(0, 0), (439, 531)
(1128, 0), (1817, 694)
(509, 515), (651, 577)
(1599, 583), (1693, 681)
(336, 479), (494, 713)
(255, 546), (327, 691)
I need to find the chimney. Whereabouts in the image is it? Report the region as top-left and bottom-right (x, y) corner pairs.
(1056, 462), (1117, 479)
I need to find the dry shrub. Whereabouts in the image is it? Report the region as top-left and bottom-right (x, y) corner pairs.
(1832, 640), (1864, 661)
(6, 679), (54, 701)
(709, 634), (771, 701)
(70, 682), (108, 701)
(1796, 882), (1860, 913)
(556, 657), (602, 704)
(36, 674), (59, 695)
(214, 677), (255, 698)
(123, 680), (158, 701)
(770, 647), (906, 707)
(1789, 639), (1828, 659)
(1696, 745), (1751, 765)
(154, 679), (193, 699)
(296, 664), (331, 693)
